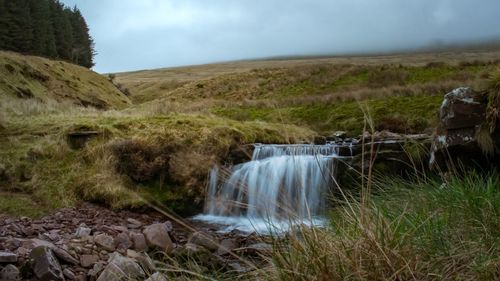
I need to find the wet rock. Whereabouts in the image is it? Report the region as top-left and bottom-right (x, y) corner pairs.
(114, 232), (132, 254)
(188, 231), (219, 251)
(30, 246), (65, 281)
(52, 247), (79, 265)
(94, 234), (115, 252)
(79, 254), (99, 268)
(143, 223), (173, 252)
(74, 223), (91, 238)
(334, 131), (347, 139)
(106, 252), (145, 279)
(0, 264), (20, 281)
(217, 238), (237, 255)
(63, 268), (76, 280)
(129, 233), (147, 252)
(145, 272), (168, 281)
(0, 251), (18, 263)
(313, 136), (327, 145)
(430, 87), (491, 169)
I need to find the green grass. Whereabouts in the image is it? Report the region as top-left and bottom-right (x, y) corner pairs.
(267, 172), (500, 281)
(0, 192), (51, 218)
(0, 112), (315, 216)
(212, 94), (443, 135)
(0, 51), (131, 109)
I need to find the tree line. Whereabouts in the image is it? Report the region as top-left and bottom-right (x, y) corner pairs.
(0, 0), (95, 68)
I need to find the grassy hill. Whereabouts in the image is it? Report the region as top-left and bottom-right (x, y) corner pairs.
(119, 50), (500, 135)
(0, 51), (131, 110)
(1, 50), (500, 217)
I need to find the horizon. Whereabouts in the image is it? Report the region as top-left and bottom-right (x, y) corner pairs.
(60, 0), (500, 73)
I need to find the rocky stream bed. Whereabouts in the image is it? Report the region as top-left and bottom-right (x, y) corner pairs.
(0, 203), (270, 281)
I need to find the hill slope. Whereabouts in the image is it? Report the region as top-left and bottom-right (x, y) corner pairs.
(0, 51), (130, 109)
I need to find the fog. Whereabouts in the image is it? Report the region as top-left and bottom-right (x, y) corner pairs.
(61, 0), (500, 73)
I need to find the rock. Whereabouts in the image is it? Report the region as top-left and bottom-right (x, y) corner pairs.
(74, 223), (91, 238)
(106, 252), (145, 279)
(30, 246), (65, 281)
(63, 268), (76, 280)
(129, 233), (147, 252)
(96, 263), (125, 281)
(23, 238), (55, 249)
(79, 254), (99, 268)
(244, 242), (272, 255)
(126, 218), (142, 229)
(430, 87), (491, 169)
(0, 264), (20, 281)
(52, 247), (79, 265)
(94, 233), (115, 252)
(173, 243), (208, 257)
(0, 251), (18, 263)
(145, 272), (168, 281)
(334, 131), (347, 139)
(114, 232), (132, 254)
(143, 224), (173, 252)
(188, 231), (218, 251)
(217, 238), (238, 255)
(313, 136), (327, 145)
(88, 261), (106, 278)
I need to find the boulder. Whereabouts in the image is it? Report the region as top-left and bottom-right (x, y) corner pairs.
(114, 232), (132, 254)
(107, 252), (145, 279)
(0, 251), (17, 263)
(188, 231), (218, 251)
(430, 87), (494, 169)
(30, 246), (65, 281)
(94, 233), (116, 252)
(0, 264), (20, 281)
(129, 233), (147, 252)
(96, 262), (125, 281)
(143, 223), (173, 252)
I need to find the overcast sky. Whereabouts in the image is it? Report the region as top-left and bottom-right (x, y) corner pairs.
(60, 0), (500, 73)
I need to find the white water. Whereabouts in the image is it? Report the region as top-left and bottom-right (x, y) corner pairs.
(193, 144), (340, 234)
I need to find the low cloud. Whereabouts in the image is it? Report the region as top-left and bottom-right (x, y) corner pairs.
(61, 0), (500, 73)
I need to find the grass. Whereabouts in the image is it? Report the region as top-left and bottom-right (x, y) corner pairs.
(266, 172), (500, 281)
(212, 94), (443, 135)
(0, 110), (314, 216)
(0, 51), (131, 109)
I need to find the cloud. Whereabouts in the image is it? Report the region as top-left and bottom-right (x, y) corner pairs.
(61, 0), (500, 73)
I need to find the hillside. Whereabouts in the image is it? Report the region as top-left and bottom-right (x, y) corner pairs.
(119, 50), (500, 135)
(0, 51), (130, 110)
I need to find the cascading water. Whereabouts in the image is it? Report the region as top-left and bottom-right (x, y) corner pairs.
(194, 144), (341, 234)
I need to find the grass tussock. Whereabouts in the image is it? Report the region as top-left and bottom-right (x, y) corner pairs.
(266, 172), (500, 281)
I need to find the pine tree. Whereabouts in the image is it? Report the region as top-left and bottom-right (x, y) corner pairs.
(69, 7), (95, 67)
(0, 0), (8, 50)
(4, 0), (33, 53)
(0, 0), (94, 68)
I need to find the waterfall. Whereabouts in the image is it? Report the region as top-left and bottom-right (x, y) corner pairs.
(194, 144), (341, 233)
